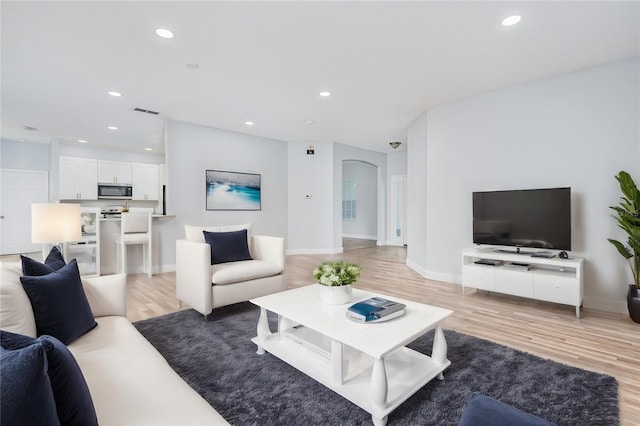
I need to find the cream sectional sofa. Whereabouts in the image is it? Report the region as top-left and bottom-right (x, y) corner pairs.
(176, 223), (286, 318)
(0, 262), (228, 425)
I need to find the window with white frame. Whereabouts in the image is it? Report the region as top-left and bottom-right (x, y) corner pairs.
(342, 180), (356, 221)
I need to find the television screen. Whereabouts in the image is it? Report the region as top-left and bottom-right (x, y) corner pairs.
(473, 187), (571, 251)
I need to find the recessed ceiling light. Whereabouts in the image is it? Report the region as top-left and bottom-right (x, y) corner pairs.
(502, 15), (521, 26)
(108, 126), (118, 130)
(145, 147), (152, 151)
(245, 121), (254, 126)
(155, 28), (174, 39)
(319, 91), (331, 97)
(77, 139), (87, 143)
(306, 120), (316, 125)
(108, 91), (122, 97)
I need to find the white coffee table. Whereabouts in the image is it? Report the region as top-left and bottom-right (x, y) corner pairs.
(250, 284), (453, 426)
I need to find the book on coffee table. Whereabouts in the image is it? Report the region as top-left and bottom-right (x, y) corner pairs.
(346, 297), (406, 323)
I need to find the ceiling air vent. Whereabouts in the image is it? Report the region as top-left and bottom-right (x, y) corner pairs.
(133, 108), (159, 115)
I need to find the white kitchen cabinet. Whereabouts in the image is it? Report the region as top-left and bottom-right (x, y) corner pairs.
(59, 157), (98, 200)
(98, 160), (132, 184)
(131, 163), (159, 200)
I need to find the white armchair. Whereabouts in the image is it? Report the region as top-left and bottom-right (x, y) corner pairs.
(176, 224), (286, 319)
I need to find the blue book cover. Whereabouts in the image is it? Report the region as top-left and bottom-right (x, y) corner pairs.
(347, 297), (406, 323)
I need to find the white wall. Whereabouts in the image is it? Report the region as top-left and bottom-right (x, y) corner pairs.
(286, 142), (335, 254)
(0, 139), (50, 170)
(407, 113), (429, 275)
(342, 160), (377, 239)
(387, 149), (407, 177)
(165, 120), (288, 262)
(407, 58), (640, 313)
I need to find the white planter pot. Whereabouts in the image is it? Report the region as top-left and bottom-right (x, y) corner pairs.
(321, 284), (353, 305)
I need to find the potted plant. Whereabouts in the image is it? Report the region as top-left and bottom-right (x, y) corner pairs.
(312, 260), (361, 305)
(608, 170), (640, 323)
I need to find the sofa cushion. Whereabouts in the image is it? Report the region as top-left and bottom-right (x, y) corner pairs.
(21, 246), (66, 276)
(20, 260), (97, 345)
(204, 229), (253, 264)
(1, 330), (98, 426)
(458, 393), (554, 426)
(211, 259), (283, 285)
(0, 262), (37, 337)
(69, 316), (228, 425)
(0, 342), (59, 426)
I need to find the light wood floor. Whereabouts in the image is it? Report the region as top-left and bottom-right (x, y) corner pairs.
(126, 243), (639, 425)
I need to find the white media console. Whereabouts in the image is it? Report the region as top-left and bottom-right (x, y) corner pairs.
(461, 248), (584, 318)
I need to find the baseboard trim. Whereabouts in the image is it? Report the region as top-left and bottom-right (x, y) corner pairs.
(583, 296), (628, 314)
(286, 247), (343, 255)
(342, 234), (377, 240)
(405, 259), (460, 284)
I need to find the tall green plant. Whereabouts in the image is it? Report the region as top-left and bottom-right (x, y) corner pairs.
(608, 171), (640, 288)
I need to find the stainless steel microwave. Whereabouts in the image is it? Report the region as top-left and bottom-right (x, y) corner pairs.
(98, 183), (133, 200)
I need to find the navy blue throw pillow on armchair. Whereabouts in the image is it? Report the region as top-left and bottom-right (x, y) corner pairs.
(1, 330), (98, 426)
(20, 259), (97, 345)
(21, 246), (66, 276)
(203, 229), (253, 264)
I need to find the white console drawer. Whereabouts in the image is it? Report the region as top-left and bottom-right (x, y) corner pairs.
(534, 274), (579, 305)
(462, 265), (496, 291)
(495, 269), (534, 298)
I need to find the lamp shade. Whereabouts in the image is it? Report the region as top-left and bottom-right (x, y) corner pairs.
(31, 203), (81, 244)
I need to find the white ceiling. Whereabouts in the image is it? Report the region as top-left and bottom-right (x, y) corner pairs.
(2, 1), (639, 155)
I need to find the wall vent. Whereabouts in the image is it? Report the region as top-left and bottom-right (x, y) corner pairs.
(133, 108), (160, 115)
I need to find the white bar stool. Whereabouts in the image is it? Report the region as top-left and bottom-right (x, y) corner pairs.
(117, 212), (152, 277)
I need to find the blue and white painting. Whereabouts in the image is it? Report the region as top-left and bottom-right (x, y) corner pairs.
(206, 170), (261, 210)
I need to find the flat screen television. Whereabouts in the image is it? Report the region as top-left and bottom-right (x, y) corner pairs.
(473, 187), (571, 251)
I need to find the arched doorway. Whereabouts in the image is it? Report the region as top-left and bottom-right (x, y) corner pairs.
(342, 160), (377, 251)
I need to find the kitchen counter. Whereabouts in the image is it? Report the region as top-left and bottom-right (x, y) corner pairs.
(99, 214), (175, 222)
(97, 214), (175, 275)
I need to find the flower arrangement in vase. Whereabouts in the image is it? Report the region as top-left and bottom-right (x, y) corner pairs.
(312, 260), (361, 305)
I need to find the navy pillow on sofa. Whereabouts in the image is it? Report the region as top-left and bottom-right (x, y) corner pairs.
(1, 330), (98, 426)
(20, 259), (97, 345)
(203, 229), (253, 265)
(0, 343), (60, 426)
(21, 246), (66, 276)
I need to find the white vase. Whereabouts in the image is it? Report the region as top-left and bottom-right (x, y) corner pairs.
(321, 284), (353, 305)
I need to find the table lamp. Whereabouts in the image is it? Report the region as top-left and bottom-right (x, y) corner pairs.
(31, 203), (81, 260)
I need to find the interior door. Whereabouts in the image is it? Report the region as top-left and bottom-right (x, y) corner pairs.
(0, 169), (49, 255)
(390, 174), (407, 246)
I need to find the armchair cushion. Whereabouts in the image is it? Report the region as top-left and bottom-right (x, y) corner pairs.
(204, 229), (252, 264)
(20, 246), (66, 276)
(212, 260), (283, 285)
(20, 260), (97, 345)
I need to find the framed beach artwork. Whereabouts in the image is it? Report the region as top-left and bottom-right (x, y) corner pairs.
(206, 170), (261, 211)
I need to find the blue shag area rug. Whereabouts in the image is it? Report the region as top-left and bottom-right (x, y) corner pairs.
(134, 302), (618, 425)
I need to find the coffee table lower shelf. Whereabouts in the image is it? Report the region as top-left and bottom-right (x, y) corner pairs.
(251, 331), (450, 425)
